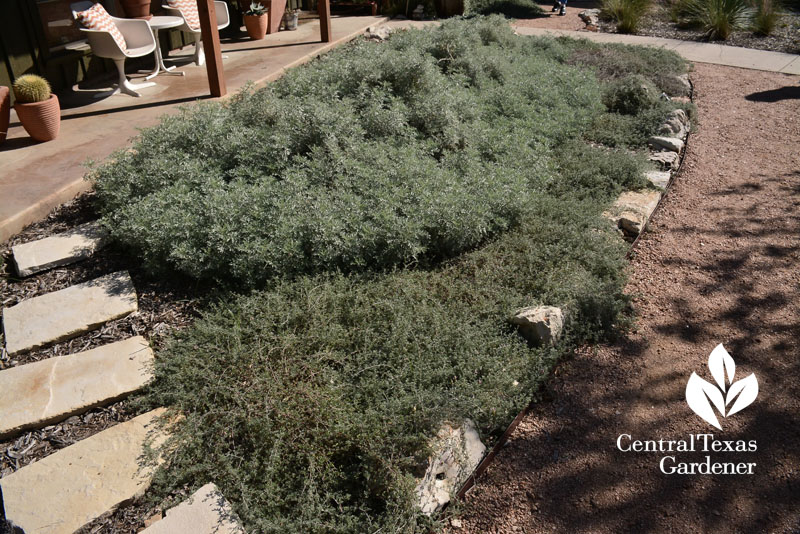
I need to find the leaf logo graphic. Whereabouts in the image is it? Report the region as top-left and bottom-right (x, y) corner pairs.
(685, 344), (758, 430)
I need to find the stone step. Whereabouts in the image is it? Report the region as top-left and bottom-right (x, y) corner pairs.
(141, 483), (245, 534)
(0, 336), (154, 439)
(1, 408), (168, 534)
(2, 271), (138, 355)
(11, 220), (108, 277)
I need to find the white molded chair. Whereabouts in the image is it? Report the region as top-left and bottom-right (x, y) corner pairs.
(71, 1), (157, 97)
(162, 1), (230, 66)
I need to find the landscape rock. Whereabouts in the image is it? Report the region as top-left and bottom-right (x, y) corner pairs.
(366, 25), (393, 41)
(2, 271), (138, 355)
(605, 190), (662, 238)
(671, 73), (692, 96)
(648, 136), (684, 153)
(140, 483), (245, 534)
(578, 9), (600, 25)
(645, 170), (671, 189)
(510, 306), (564, 346)
(659, 117), (687, 138)
(0, 336), (154, 439)
(11, 220), (107, 277)
(649, 150), (680, 170)
(412, 4), (424, 19)
(415, 420), (486, 515)
(1, 409), (169, 534)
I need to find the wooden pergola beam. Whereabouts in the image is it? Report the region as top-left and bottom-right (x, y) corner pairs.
(196, 0), (226, 97)
(318, 0), (331, 42)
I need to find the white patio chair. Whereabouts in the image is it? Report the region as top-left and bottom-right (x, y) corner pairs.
(162, 1), (230, 66)
(70, 1), (157, 97)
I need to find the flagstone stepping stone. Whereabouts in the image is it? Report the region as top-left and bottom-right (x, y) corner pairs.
(11, 220), (107, 277)
(140, 483), (245, 534)
(1, 408), (168, 534)
(2, 271), (138, 355)
(0, 336), (154, 439)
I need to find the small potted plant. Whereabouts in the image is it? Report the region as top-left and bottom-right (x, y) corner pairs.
(119, 0), (153, 19)
(244, 2), (269, 39)
(0, 85), (9, 145)
(283, 8), (300, 30)
(12, 75), (60, 142)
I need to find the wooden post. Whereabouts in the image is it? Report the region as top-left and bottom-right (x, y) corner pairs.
(318, 0), (331, 43)
(196, 0), (227, 97)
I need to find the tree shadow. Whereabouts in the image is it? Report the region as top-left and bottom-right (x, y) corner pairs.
(744, 85), (800, 103)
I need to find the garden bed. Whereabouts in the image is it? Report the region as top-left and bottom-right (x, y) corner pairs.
(596, 1), (800, 54)
(3, 16), (693, 533)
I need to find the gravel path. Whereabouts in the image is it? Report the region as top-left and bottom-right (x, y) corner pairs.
(448, 64), (800, 533)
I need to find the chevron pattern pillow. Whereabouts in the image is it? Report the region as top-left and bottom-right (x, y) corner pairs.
(75, 3), (127, 53)
(166, 0), (201, 31)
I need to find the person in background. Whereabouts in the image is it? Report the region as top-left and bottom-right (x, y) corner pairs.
(552, 0), (566, 15)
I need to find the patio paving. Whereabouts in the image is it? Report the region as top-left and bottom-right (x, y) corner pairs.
(0, 14), (387, 242)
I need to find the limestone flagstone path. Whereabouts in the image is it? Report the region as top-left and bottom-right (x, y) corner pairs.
(1, 408), (168, 534)
(0, 336), (154, 439)
(2, 270), (138, 355)
(11, 220), (107, 277)
(140, 483), (245, 534)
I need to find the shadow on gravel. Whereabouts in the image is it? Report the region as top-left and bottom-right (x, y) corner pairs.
(745, 85), (800, 102)
(464, 169), (800, 533)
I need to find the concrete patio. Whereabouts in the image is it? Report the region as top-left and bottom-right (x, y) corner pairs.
(0, 14), (387, 242)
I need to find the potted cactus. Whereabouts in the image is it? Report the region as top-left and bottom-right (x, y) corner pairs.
(0, 85), (9, 145)
(243, 2), (269, 39)
(13, 75), (60, 142)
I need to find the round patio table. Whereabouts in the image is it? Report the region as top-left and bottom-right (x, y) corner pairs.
(146, 16), (186, 80)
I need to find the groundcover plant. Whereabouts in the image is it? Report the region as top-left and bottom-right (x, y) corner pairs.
(92, 16), (691, 533)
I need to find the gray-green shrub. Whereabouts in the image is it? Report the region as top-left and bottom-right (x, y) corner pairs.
(105, 18), (693, 534)
(93, 18), (623, 287)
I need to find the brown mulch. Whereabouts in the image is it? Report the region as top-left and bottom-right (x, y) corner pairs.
(0, 192), (211, 478)
(447, 64), (800, 534)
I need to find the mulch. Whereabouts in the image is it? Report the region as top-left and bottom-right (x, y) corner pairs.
(446, 63), (800, 534)
(0, 192), (209, 530)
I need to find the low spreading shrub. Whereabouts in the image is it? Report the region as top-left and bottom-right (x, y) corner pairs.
(95, 17), (691, 533)
(139, 195), (636, 534)
(600, 0), (653, 32)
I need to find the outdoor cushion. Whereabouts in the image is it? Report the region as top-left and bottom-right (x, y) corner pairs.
(167, 0), (201, 30)
(75, 3), (127, 53)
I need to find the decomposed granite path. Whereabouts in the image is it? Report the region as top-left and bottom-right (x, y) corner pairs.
(449, 65), (800, 533)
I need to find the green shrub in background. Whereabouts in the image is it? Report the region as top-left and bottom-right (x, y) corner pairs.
(751, 0), (781, 34)
(600, 0), (653, 32)
(463, 0), (544, 17)
(95, 17), (692, 533)
(680, 0), (752, 38)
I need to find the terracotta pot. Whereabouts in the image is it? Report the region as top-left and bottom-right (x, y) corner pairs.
(0, 86), (9, 145)
(244, 13), (268, 39)
(14, 94), (61, 142)
(120, 0), (153, 19)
